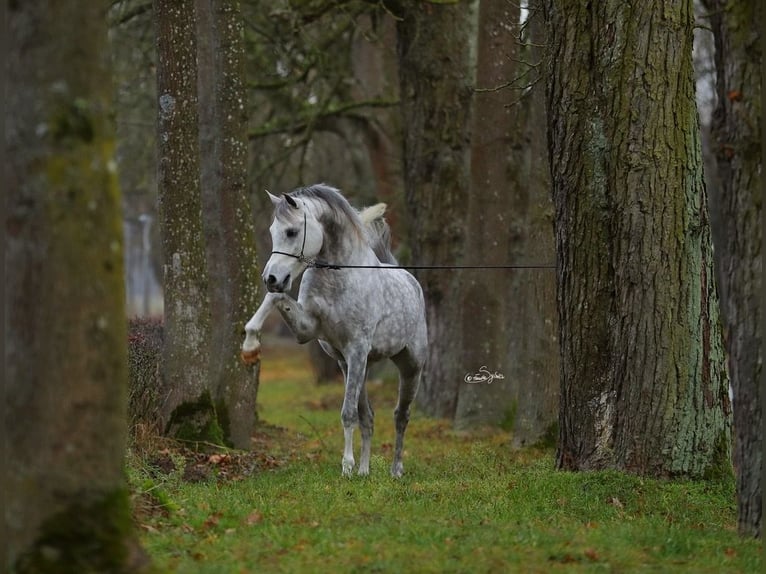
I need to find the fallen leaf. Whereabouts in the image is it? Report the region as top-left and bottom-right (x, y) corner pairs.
(208, 453), (231, 465)
(584, 548), (600, 561)
(202, 511), (222, 529)
(245, 511), (263, 525)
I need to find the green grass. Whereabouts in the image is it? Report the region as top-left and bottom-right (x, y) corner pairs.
(128, 344), (762, 573)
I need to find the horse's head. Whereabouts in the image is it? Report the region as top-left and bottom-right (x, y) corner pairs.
(263, 191), (323, 293)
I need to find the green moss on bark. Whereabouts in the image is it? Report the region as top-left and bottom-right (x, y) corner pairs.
(703, 431), (735, 483)
(14, 489), (148, 574)
(215, 398), (234, 448)
(165, 390), (224, 447)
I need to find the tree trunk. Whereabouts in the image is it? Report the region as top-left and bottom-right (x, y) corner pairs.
(196, 0), (261, 449)
(708, 0), (762, 537)
(504, 7), (559, 446)
(453, 0), (558, 442)
(545, 0), (731, 477)
(154, 0), (218, 442)
(396, 0), (474, 418)
(5, 1), (148, 570)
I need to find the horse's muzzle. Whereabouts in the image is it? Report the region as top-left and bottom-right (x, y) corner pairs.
(264, 273), (290, 293)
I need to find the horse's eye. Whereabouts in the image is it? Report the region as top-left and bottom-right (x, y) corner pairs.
(286, 228), (298, 239)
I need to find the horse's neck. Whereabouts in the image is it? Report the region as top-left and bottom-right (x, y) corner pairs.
(319, 225), (376, 266)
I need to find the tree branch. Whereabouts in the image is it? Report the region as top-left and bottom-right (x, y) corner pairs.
(248, 99), (399, 140)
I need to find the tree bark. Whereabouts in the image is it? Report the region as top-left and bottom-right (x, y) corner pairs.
(708, 0), (762, 537)
(396, 0), (474, 418)
(154, 0), (218, 442)
(5, 1), (148, 570)
(453, 0), (558, 442)
(196, 0), (261, 449)
(546, 0), (731, 477)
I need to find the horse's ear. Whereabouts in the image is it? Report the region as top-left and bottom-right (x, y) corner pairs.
(283, 194), (299, 209)
(266, 190), (281, 207)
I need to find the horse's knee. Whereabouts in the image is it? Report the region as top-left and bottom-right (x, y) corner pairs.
(359, 412), (374, 435)
(341, 407), (358, 428)
(394, 405), (410, 429)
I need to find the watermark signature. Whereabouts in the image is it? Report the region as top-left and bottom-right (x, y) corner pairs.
(464, 366), (505, 385)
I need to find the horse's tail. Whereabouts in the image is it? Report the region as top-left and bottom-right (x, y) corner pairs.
(360, 203), (398, 265)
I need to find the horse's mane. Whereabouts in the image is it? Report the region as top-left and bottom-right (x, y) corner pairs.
(283, 184), (365, 237)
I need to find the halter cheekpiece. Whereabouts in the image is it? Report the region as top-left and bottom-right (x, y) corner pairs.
(269, 213), (342, 270)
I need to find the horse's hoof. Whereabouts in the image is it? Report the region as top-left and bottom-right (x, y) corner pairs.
(240, 348), (260, 365)
(357, 466), (370, 477)
(342, 458), (355, 477)
(390, 462), (404, 478)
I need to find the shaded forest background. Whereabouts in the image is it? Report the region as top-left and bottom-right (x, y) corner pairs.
(5, 0), (761, 570)
(114, 0), (722, 438)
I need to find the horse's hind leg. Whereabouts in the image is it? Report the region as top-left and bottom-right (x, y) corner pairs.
(391, 348), (423, 478)
(357, 378), (374, 476)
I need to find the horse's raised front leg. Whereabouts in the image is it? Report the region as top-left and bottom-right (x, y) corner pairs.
(241, 293), (280, 363)
(340, 351), (368, 477)
(272, 294), (319, 344)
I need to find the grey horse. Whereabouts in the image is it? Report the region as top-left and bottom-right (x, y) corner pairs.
(241, 184), (428, 478)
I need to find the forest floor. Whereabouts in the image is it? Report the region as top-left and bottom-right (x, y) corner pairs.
(127, 341), (762, 573)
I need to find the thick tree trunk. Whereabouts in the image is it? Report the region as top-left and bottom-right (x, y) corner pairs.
(708, 0), (762, 537)
(154, 0), (218, 442)
(546, 0), (731, 477)
(453, 0), (558, 442)
(5, 1), (148, 570)
(196, 0), (261, 449)
(396, 0), (474, 418)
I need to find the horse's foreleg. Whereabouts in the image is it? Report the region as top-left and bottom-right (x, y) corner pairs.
(272, 295), (319, 344)
(340, 352), (368, 477)
(241, 293), (280, 363)
(357, 372), (374, 476)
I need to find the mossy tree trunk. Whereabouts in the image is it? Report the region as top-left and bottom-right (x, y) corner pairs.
(708, 0), (762, 537)
(6, 1), (148, 571)
(154, 0), (218, 443)
(453, 0), (558, 442)
(395, 0), (474, 418)
(545, 0), (731, 477)
(196, 0), (261, 449)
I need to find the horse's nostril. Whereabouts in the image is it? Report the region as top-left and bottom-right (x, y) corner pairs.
(266, 274), (277, 286)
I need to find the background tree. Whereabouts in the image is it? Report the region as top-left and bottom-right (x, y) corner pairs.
(545, 0), (731, 477)
(706, 0), (762, 537)
(196, 0), (262, 449)
(394, 0), (474, 418)
(109, 0), (164, 317)
(154, 0), (218, 442)
(5, 1), (148, 570)
(453, 0), (558, 443)
(503, 4), (558, 447)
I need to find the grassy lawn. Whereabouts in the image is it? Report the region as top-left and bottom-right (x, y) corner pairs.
(128, 342), (762, 573)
